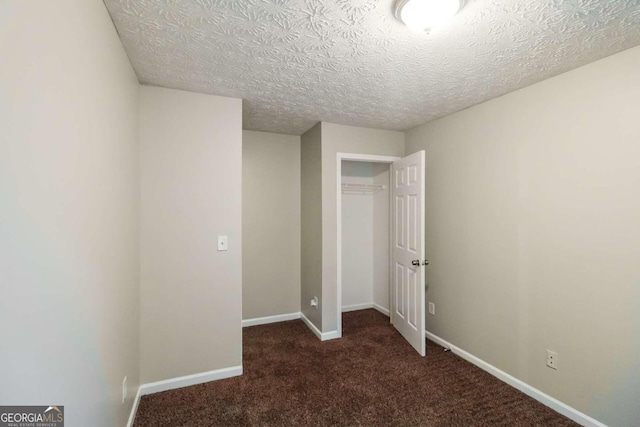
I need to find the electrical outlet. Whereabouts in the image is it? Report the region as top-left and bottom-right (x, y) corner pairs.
(546, 350), (558, 370)
(122, 376), (127, 403)
(310, 296), (319, 309)
(428, 302), (435, 315)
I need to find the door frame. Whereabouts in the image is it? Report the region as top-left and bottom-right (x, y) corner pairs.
(336, 153), (401, 338)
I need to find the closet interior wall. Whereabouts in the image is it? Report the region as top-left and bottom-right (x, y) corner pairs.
(341, 161), (390, 314)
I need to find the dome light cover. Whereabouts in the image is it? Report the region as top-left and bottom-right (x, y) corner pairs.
(394, 0), (463, 33)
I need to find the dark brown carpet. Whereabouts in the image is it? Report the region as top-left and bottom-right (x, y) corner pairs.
(133, 309), (578, 426)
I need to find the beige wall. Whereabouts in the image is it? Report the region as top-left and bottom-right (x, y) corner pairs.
(0, 1), (140, 425)
(406, 46), (640, 427)
(300, 123), (323, 328)
(321, 123), (404, 332)
(243, 131), (301, 319)
(140, 86), (242, 383)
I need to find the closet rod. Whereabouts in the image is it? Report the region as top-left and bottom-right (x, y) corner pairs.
(341, 183), (385, 195)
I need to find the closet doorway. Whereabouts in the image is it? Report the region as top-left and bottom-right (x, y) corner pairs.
(339, 156), (394, 324)
(337, 152), (427, 356)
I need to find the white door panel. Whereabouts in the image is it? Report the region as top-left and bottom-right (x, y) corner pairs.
(391, 151), (426, 356)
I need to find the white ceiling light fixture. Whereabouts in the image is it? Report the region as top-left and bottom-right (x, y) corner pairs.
(393, 0), (464, 33)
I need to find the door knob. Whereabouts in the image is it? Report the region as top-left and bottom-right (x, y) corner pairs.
(411, 260), (420, 266)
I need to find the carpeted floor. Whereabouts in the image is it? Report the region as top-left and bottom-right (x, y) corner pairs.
(133, 309), (578, 426)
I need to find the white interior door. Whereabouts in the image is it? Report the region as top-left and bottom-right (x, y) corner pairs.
(391, 151), (426, 356)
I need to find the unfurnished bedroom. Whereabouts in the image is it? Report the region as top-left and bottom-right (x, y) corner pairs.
(2, 1), (639, 426)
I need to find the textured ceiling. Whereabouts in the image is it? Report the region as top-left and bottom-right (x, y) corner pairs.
(104, 0), (640, 135)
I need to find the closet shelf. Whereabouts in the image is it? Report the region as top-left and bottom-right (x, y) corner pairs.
(341, 183), (386, 195)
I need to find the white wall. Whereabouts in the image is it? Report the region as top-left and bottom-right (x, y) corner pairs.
(341, 161), (391, 313)
(0, 1), (140, 425)
(406, 45), (640, 427)
(341, 162), (375, 309)
(321, 123), (404, 333)
(243, 131), (301, 320)
(140, 86), (242, 383)
(372, 163), (391, 313)
(300, 123), (323, 327)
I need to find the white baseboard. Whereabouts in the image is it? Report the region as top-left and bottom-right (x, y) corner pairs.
(342, 303), (373, 312)
(139, 365), (243, 396)
(341, 303), (390, 317)
(321, 330), (341, 340)
(373, 303), (390, 317)
(127, 365), (242, 426)
(300, 312), (340, 341)
(126, 386), (142, 427)
(242, 312), (301, 327)
(425, 331), (607, 427)
(300, 312), (322, 339)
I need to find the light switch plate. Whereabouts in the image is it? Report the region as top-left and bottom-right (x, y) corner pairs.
(217, 235), (228, 251)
